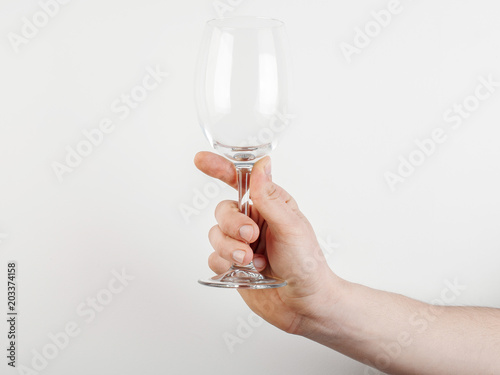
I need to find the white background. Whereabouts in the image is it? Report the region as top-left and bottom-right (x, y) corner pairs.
(1, 0), (500, 374)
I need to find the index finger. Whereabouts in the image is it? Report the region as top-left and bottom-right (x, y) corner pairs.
(194, 151), (238, 189)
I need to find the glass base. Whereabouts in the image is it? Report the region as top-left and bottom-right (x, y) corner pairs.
(199, 263), (286, 289)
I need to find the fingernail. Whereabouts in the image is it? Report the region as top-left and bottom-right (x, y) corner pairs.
(264, 158), (272, 176)
(239, 225), (253, 242)
(233, 250), (246, 264)
(253, 257), (266, 269)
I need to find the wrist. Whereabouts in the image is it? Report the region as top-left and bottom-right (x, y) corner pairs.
(294, 271), (351, 344)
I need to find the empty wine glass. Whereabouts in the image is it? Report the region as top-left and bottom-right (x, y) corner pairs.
(195, 16), (291, 289)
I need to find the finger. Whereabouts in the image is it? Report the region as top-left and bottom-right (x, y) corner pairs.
(215, 200), (260, 243)
(208, 252), (231, 274)
(252, 254), (267, 271)
(250, 157), (304, 235)
(208, 225), (253, 266)
(194, 151), (238, 189)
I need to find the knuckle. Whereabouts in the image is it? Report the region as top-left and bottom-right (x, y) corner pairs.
(214, 201), (225, 218)
(267, 184), (281, 201)
(260, 182), (280, 201)
(216, 235), (231, 256)
(208, 252), (218, 271)
(208, 225), (218, 239)
(208, 225), (220, 247)
(215, 200), (237, 219)
(252, 183), (279, 203)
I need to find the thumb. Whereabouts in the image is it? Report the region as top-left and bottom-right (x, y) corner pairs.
(250, 157), (302, 235)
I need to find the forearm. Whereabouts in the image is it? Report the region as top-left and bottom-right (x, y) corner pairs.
(298, 278), (500, 375)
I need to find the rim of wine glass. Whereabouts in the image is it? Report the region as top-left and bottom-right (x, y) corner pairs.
(206, 16), (284, 30)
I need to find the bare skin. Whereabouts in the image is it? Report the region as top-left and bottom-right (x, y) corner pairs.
(195, 151), (500, 375)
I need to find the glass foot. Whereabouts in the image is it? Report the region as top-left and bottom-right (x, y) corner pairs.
(199, 262), (286, 289)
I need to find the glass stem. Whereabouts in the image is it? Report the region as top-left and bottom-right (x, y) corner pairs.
(236, 163), (252, 216)
(233, 163), (258, 272)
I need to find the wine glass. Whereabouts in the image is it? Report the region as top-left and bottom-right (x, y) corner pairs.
(195, 16), (291, 289)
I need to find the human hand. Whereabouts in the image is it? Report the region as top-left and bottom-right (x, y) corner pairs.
(194, 151), (343, 335)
